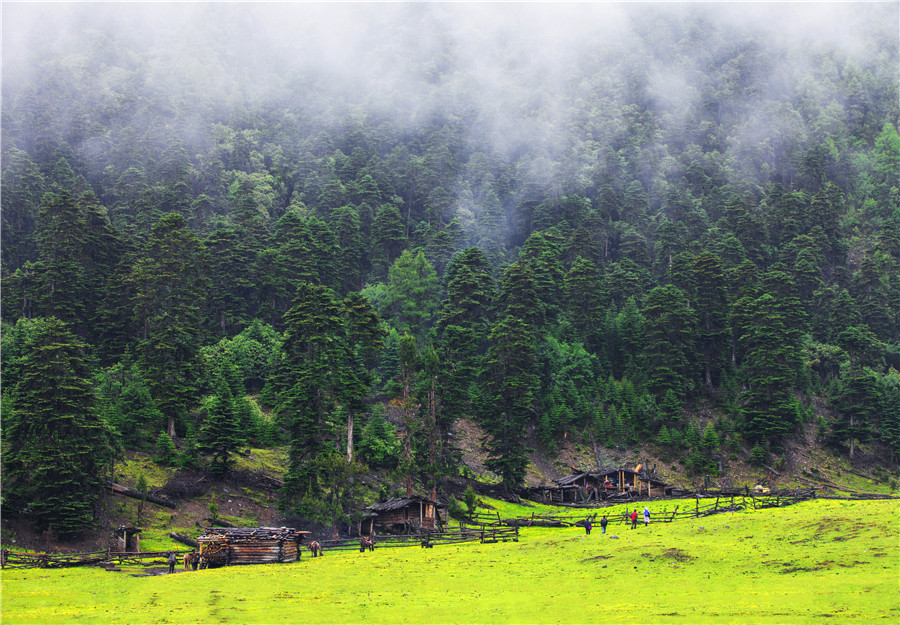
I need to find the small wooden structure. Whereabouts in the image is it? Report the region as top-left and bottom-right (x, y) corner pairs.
(360, 496), (445, 535)
(115, 526), (142, 553)
(197, 527), (310, 566)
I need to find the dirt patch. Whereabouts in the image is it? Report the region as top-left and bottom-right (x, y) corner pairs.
(581, 554), (613, 563)
(662, 548), (692, 563)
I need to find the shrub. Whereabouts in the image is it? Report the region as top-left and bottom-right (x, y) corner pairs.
(154, 431), (178, 466)
(750, 444), (767, 467)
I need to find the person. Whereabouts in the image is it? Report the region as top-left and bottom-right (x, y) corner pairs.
(600, 515), (608, 534)
(167, 551), (177, 574)
(585, 518), (592, 535)
(630, 509), (638, 530)
(643, 506), (651, 527)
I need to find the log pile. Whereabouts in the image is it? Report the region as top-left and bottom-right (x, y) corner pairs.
(197, 527), (310, 566)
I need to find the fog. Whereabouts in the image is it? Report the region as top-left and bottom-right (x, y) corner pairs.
(2, 2), (897, 207)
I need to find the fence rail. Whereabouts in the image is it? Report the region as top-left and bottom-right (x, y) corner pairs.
(1, 548), (193, 569)
(318, 525), (519, 552)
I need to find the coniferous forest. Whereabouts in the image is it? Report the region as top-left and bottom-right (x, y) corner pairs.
(2, 3), (899, 538)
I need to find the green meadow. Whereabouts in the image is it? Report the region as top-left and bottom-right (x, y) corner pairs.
(2, 498), (897, 625)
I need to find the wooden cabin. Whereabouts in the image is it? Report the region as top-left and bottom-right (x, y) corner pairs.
(528, 466), (669, 503)
(115, 525), (142, 552)
(360, 496), (445, 535)
(197, 527), (310, 566)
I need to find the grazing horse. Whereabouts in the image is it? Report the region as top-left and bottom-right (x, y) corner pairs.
(308, 541), (322, 557)
(183, 551), (195, 570)
(359, 536), (375, 552)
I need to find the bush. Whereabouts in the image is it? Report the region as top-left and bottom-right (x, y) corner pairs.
(448, 495), (466, 521)
(463, 486), (477, 517)
(154, 431), (178, 466)
(750, 444), (767, 467)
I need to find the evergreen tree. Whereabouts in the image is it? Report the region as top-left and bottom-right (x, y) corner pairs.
(197, 377), (245, 475)
(437, 247), (495, 427)
(641, 285), (697, 398)
(2, 318), (111, 537)
(130, 213), (209, 437)
(278, 282), (349, 507)
(481, 314), (538, 491)
(735, 293), (803, 443)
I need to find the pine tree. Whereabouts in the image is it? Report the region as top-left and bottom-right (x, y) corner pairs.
(130, 213), (209, 437)
(278, 282), (349, 506)
(3, 318), (111, 537)
(386, 249), (440, 340)
(735, 293), (803, 443)
(437, 247), (495, 427)
(641, 284), (697, 398)
(480, 314), (537, 491)
(197, 377), (244, 475)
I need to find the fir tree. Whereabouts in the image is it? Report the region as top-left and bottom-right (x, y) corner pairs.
(3, 318), (111, 538)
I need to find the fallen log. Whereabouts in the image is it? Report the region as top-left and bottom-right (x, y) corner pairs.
(105, 480), (177, 509)
(169, 532), (199, 548)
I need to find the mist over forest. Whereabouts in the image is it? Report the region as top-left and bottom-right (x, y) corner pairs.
(2, 2), (898, 537)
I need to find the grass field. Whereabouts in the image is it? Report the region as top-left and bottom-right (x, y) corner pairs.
(2, 498), (897, 624)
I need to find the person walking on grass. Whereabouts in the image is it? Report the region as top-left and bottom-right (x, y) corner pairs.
(167, 551), (177, 574)
(585, 518), (592, 535)
(643, 506), (651, 528)
(600, 515), (608, 534)
(630, 509), (638, 529)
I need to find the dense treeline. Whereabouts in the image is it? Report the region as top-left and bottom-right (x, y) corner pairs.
(2, 4), (898, 537)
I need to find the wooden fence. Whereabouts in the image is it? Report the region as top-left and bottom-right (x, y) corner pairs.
(501, 513), (596, 528)
(318, 525), (519, 552)
(1, 549), (192, 569)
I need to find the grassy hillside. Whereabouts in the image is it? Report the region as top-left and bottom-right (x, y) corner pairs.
(2, 498), (897, 624)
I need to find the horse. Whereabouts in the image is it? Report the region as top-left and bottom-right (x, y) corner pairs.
(308, 541), (322, 557)
(183, 551), (195, 570)
(359, 536), (375, 552)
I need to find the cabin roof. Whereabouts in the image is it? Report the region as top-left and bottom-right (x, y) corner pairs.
(553, 467), (667, 486)
(197, 527), (310, 542)
(366, 496), (443, 513)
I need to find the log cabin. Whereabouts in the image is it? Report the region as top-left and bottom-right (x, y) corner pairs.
(360, 495), (445, 535)
(527, 466), (669, 504)
(197, 527), (310, 566)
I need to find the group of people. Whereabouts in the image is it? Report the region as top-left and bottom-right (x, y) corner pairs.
(630, 507), (651, 529)
(584, 507), (651, 535)
(167, 550), (203, 573)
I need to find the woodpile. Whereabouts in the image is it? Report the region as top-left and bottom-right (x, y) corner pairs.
(197, 527), (310, 566)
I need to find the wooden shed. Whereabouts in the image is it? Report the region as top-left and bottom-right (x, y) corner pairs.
(197, 527), (310, 566)
(115, 525), (142, 552)
(360, 496), (445, 535)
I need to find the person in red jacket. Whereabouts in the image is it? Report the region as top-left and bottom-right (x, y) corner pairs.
(630, 509), (638, 530)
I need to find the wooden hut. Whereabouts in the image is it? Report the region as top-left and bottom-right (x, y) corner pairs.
(115, 525), (142, 552)
(360, 496), (445, 535)
(528, 465), (669, 503)
(197, 527), (310, 566)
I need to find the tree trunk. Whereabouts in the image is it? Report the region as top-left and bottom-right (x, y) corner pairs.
(346, 408), (354, 462)
(850, 413), (855, 458)
(167, 417), (175, 438)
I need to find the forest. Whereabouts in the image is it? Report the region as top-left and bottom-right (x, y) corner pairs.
(1, 3), (898, 539)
